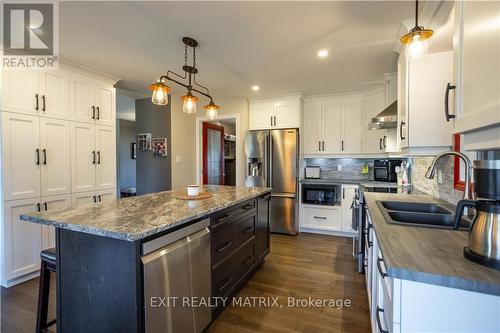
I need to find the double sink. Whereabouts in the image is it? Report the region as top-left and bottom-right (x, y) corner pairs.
(376, 200), (471, 231)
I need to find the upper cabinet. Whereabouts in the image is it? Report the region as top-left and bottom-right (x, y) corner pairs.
(451, 1), (500, 150)
(397, 51), (453, 154)
(249, 95), (301, 130)
(362, 89), (387, 154)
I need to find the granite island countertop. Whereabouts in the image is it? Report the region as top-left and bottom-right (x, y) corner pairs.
(21, 185), (271, 242)
(364, 192), (500, 296)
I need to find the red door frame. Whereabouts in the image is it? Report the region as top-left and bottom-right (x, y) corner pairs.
(202, 122), (225, 185)
(453, 133), (465, 191)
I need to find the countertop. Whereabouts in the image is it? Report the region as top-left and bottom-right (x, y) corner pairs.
(364, 192), (500, 296)
(21, 185), (271, 242)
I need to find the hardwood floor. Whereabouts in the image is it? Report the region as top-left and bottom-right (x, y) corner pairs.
(208, 234), (371, 333)
(0, 233), (369, 333)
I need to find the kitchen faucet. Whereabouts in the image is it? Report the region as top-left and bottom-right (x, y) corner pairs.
(425, 151), (475, 200)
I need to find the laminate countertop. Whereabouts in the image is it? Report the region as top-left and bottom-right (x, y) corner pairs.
(364, 192), (500, 296)
(21, 185), (271, 242)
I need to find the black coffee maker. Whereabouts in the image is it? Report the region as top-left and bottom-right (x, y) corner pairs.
(454, 160), (500, 270)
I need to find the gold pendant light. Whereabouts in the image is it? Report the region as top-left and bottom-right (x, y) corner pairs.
(204, 100), (220, 120)
(400, 0), (433, 59)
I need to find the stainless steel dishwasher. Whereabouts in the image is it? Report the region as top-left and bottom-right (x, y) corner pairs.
(141, 218), (211, 333)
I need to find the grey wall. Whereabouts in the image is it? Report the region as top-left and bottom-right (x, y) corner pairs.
(135, 97), (172, 195)
(117, 119), (136, 190)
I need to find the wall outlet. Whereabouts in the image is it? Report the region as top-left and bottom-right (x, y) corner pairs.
(175, 155), (182, 164)
(337, 165), (342, 172)
(437, 169), (443, 184)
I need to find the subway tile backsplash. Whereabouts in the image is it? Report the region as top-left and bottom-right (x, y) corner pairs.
(304, 158), (377, 181)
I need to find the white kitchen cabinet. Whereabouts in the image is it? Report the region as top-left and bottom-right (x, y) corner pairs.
(1, 113), (41, 201)
(363, 90), (387, 154)
(322, 100), (343, 154)
(40, 118), (71, 196)
(39, 70), (70, 120)
(95, 125), (117, 191)
(1, 70), (39, 115)
(71, 189), (116, 208)
(2, 199), (42, 283)
(341, 100), (363, 153)
(95, 83), (115, 126)
(397, 51), (453, 153)
(97, 189), (117, 203)
(249, 95), (301, 130)
(40, 194), (71, 250)
(302, 101), (323, 154)
(302, 205), (341, 232)
(341, 185), (357, 234)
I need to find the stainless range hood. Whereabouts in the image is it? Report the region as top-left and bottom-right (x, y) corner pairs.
(368, 100), (397, 130)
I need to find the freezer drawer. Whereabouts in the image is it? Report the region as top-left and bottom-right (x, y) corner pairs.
(270, 194), (297, 235)
(141, 219), (211, 333)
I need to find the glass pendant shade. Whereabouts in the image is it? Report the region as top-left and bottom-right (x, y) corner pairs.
(181, 92), (199, 114)
(204, 101), (220, 120)
(149, 82), (171, 105)
(407, 34), (428, 59)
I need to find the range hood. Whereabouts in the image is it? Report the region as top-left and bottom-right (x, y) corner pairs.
(368, 100), (397, 130)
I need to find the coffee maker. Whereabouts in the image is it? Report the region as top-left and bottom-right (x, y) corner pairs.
(454, 160), (500, 270)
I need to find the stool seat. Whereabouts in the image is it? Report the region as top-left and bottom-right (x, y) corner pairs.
(41, 247), (56, 263)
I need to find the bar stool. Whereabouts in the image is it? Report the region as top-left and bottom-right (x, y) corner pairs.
(36, 247), (56, 333)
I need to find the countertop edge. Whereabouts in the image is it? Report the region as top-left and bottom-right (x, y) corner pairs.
(21, 188), (272, 242)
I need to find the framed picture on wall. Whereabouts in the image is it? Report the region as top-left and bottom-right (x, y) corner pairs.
(131, 142), (137, 159)
(137, 133), (151, 151)
(152, 138), (168, 157)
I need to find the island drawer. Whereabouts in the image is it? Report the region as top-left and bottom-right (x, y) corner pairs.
(211, 199), (256, 230)
(211, 214), (256, 266)
(212, 238), (256, 300)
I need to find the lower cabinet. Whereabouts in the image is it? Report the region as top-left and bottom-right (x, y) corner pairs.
(71, 189), (116, 207)
(210, 195), (270, 317)
(302, 205), (341, 231)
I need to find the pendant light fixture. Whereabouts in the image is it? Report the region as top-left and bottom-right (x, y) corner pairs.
(149, 37), (220, 119)
(400, 0), (433, 59)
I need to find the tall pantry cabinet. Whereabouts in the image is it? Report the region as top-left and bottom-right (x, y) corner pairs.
(0, 64), (118, 287)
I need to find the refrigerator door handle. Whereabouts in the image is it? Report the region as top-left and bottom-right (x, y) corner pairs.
(271, 193), (296, 199)
(269, 134), (273, 188)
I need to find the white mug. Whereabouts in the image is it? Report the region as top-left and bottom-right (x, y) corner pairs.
(187, 185), (200, 196)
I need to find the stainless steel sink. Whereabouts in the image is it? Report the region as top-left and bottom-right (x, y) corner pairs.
(376, 201), (471, 230)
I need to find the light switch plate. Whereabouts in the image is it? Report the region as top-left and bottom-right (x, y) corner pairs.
(337, 165), (342, 172)
(175, 155), (182, 164)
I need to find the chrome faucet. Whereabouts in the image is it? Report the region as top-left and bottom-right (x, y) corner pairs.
(425, 151), (475, 200)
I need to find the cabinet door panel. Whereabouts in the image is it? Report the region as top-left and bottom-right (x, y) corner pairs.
(71, 122), (96, 193)
(341, 186), (357, 233)
(3, 199), (42, 281)
(40, 118), (71, 196)
(397, 56), (409, 148)
(41, 194), (71, 249)
(249, 103), (274, 130)
(341, 100), (362, 153)
(303, 101), (323, 154)
(274, 100), (300, 129)
(70, 74), (95, 123)
(322, 100), (342, 153)
(303, 206), (341, 231)
(96, 189), (116, 203)
(1, 113), (41, 200)
(39, 70), (70, 119)
(71, 191), (96, 208)
(363, 92), (387, 154)
(1, 70), (39, 115)
(95, 84), (115, 126)
(95, 125), (116, 190)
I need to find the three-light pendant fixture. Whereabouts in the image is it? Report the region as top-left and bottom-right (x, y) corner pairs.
(400, 0), (433, 59)
(149, 37), (220, 119)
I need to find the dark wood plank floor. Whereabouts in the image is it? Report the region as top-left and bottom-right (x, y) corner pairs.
(1, 233), (369, 333)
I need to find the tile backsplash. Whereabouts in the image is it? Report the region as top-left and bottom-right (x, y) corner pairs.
(304, 158), (377, 181)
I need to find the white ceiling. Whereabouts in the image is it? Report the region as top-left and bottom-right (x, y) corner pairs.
(59, 1), (420, 98)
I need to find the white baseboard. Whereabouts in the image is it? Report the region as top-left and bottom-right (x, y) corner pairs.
(1, 270), (39, 288)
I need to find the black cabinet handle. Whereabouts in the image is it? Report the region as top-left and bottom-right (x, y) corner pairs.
(35, 149), (40, 165)
(313, 216), (327, 220)
(35, 94), (39, 111)
(36, 203), (41, 212)
(92, 106), (96, 119)
(41, 95), (46, 112)
(44, 202), (48, 211)
(216, 277), (231, 292)
(343, 188), (345, 199)
(96, 106), (100, 120)
(97, 151), (101, 164)
(243, 256), (255, 266)
(445, 83), (456, 122)
(92, 195), (96, 203)
(399, 121), (406, 141)
(341, 140), (344, 151)
(98, 195), (102, 202)
(92, 151), (96, 164)
(367, 222), (373, 248)
(376, 307), (389, 333)
(270, 116), (273, 127)
(383, 135), (387, 148)
(216, 213), (231, 225)
(243, 226), (255, 234)
(319, 141), (321, 151)
(216, 241), (233, 253)
(322, 141), (325, 151)
(377, 257), (388, 278)
(42, 149), (47, 165)
(241, 203), (254, 210)
(261, 193), (271, 201)
(379, 138), (383, 150)
(273, 116), (276, 126)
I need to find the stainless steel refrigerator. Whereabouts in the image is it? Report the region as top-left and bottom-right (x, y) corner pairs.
(245, 129), (298, 235)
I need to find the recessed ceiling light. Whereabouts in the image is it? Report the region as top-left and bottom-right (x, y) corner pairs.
(318, 50), (329, 58)
(252, 85), (260, 92)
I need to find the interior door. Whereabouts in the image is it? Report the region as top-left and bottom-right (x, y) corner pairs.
(202, 122), (224, 185)
(341, 100), (363, 153)
(40, 118), (71, 196)
(1, 70), (39, 115)
(303, 101), (323, 154)
(39, 69), (70, 119)
(1, 113), (41, 200)
(270, 129), (297, 194)
(71, 122), (96, 193)
(41, 194), (71, 249)
(3, 198), (42, 281)
(71, 73), (95, 123)
(322, 100), (342, 153)
(95, 84), (115, 126)
(95, 125), (117, 190)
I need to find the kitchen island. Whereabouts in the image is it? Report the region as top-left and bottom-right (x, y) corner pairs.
(21, 185), (272, 333)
